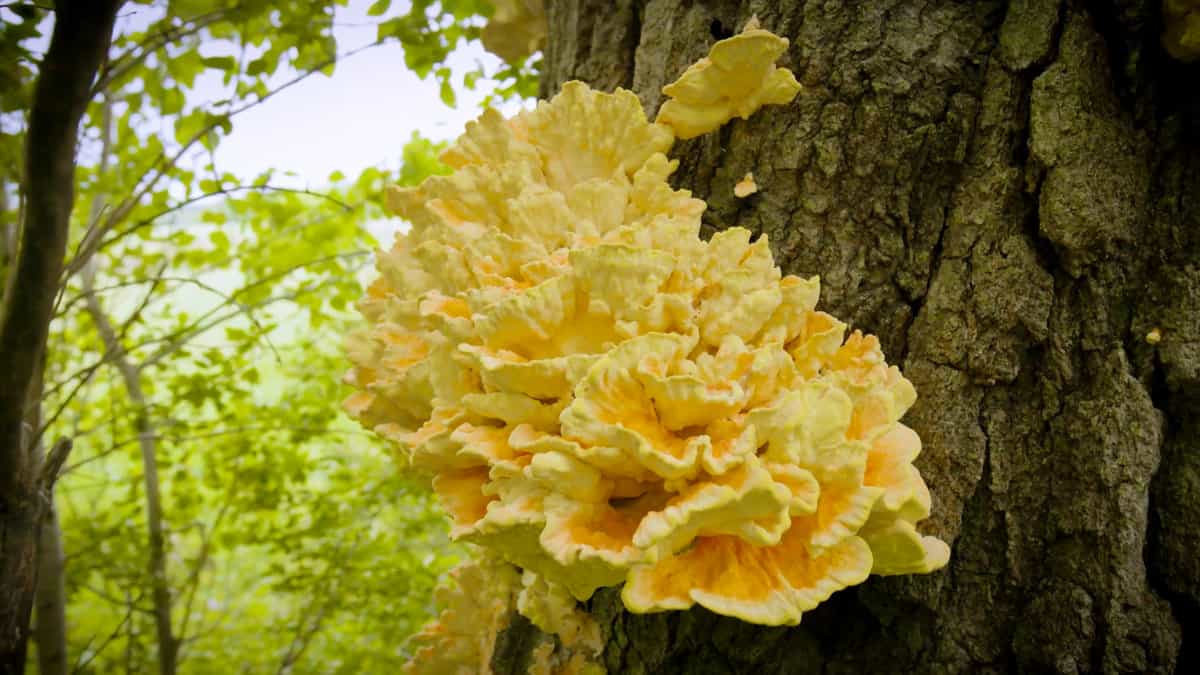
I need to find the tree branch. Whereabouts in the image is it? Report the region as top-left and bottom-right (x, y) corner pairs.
(175, 498), (232, 652)
(37, 438), (73, 491)
(92, 8), (231, 96)
(33, 261), (167, 447)
(136, 250), (367, 370)
(82, 266), (178, 675)
(96, 184), (354, 250)
(69, 590), (144, 675)
(38, 250), (366, 443)
(64, 41), (380, 278)
(0, 0), (121, 502)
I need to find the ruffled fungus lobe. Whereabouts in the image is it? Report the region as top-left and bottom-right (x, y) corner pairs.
(347, 22), (948, 647)
(404, 556), (520, 674)
(481, 0), (547, 65)
(655, 17), (802, 139)
(519, 572), (605, 674)
(1163, 0), (1200, 61)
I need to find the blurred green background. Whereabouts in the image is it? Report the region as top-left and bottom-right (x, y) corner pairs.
(0, 1), (537, 671)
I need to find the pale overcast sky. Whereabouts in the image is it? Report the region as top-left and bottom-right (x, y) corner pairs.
(177, 0), (522, 187)
(1, 1), (517, 188)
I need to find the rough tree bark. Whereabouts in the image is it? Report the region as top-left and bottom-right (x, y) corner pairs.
(0, 3), (123, 672)
(34, 495), (68, 675)
(495, 1), (1199, 673)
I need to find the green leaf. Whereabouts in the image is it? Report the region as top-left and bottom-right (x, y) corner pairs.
(439, 79), (456, 107)
(173, 110), (207, 144)
(210, 230), (230, 251)
(376, 17), (405, 42)
(8, 3), (38, 19)
(209, 20), (236, 39)
(169, 0), (215, 18)
(366, 0), (390, 16)
(161, 88), (184, 115)
(167, 49), (205, 88)
(201, 56), (237, 72)
(245, 57), (269, 77)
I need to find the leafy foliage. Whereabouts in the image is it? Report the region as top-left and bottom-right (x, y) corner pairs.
(0, 0), (537, 671)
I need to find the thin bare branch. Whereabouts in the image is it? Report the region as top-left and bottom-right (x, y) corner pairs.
(96, 184), (354, 251)
(57, 274), (269, 320)
(176, 498), (233, 649)
(64, 41), (381, 278)
(136, 251), (368, 370)
(70, 590), (145, 675)
(92, 9), (232, 96)
(40, 250), (366, 437)
(64, 424), (373, 476)
(82, 265), (178, 675)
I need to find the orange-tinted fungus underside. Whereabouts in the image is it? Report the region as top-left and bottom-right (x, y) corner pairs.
(562, 503), (644, 552)
(433, 467), (495, 528)
(644, 536), (782, 605)
(864, 426), (918, 493)
(595, 379), (693, 461)
(632, 517), (873, 618)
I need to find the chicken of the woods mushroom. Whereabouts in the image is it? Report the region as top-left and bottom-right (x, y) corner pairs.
(344, 18), (950, 673)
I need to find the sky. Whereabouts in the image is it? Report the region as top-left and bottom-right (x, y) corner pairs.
(154, 0), (524, 188)
(0, 1), (523, 222)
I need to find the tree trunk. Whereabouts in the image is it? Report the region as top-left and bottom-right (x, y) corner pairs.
(496, 1), (1199, 673)
(0, 2), (122, 671)
(34, 501), (69, 675)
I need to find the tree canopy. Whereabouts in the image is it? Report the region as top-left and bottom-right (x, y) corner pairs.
(0, 1), (537, 672)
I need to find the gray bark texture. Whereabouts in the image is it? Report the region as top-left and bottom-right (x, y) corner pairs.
(34, 501), (68, 675)
(493, 1), (1200, 673)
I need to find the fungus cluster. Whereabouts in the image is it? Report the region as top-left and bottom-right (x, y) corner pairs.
(656, 17), (802, 139)
(404, 556), (520, 674)
(404, 556), (604, 675)
(345, 19), (949, 669)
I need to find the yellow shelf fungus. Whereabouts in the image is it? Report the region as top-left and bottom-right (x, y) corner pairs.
(519, 571), (605, 674)
(347, 22), (948, 665)
(656, 17), (802, 139)
(404, 556), (520, 674)
(734, 172), (758, 198)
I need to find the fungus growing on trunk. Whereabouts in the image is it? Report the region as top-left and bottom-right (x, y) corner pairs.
(346, 20), (949, 671)
(404, 556), (520, 674)
(655, 17), (802, 139)
(735, 172), (758, 197)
